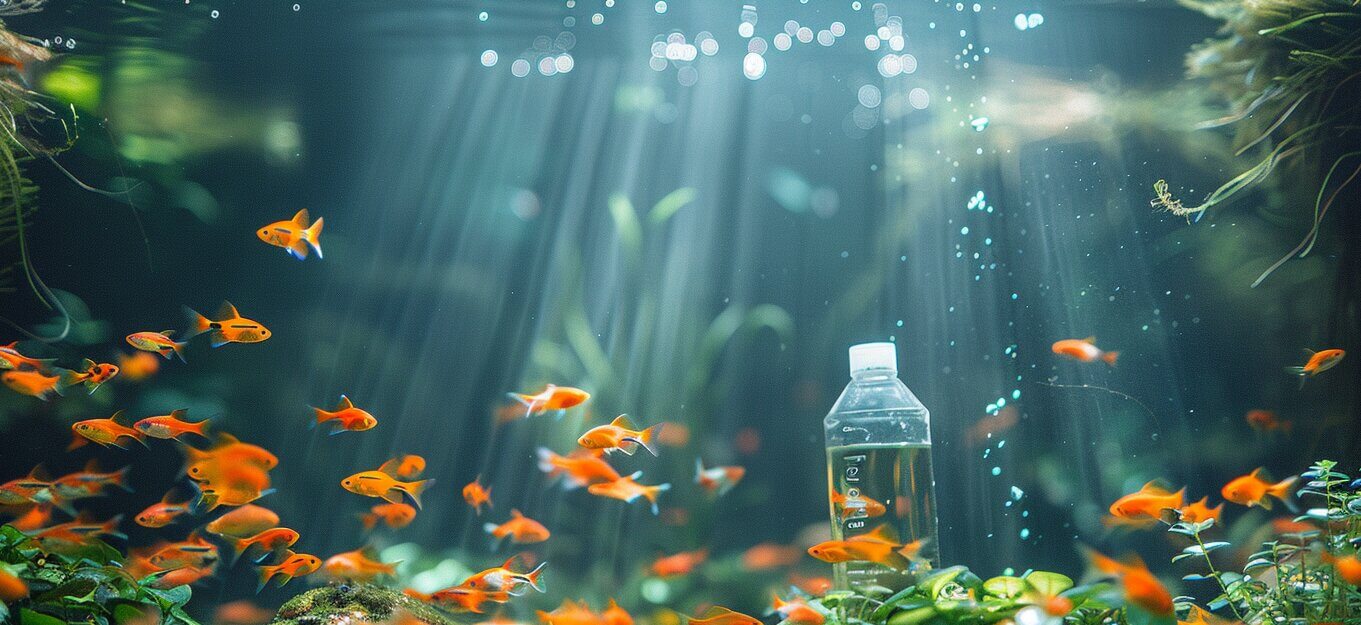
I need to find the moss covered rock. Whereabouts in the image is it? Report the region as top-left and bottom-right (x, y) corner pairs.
(271, 583), (459, 625)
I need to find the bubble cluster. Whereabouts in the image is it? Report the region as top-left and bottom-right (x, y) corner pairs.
(1013, 12), (1044, 30)
(649, 31), (719, 85)
(490, 31), (577, 78)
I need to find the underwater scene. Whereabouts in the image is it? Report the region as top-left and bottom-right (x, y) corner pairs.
(0, 0), (1358, 624)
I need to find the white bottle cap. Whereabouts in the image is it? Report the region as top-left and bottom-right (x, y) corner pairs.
(849, 342), (897, 375)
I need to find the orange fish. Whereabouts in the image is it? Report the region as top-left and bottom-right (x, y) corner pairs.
(830, 490), (887, 520)
(9, 504), (53, 531)
(965, 405), (1019, 447)
(214, 600), (276, 625)
(1052, 337), (1119, 366)
(256, 549), (321, 591)
(806, 525), (926, 570)
(143, 565), (215, 590)
(3, 370), (62, 400)
(0, 341), (53, 371)
(136, 490), (193, 528)
(588, 472), (671, 514)
(772, 595), (825, 625)
(72, 410), (148, 450)
(206, 504), (280, 538)
(360, 502), (417, 531)
(116, 351), (160, 382)
(735, 427), (762, 455)
(1222, 468), (1297, 509)
(463, 476), (493, 515)
(229, 527), (300, 563)
(650, 549), (708, 577)
(389, 454), (427, 480)
(311, 395), (377, 434)
(1245, 409), (1291, 433)
(483, 509), (550, 545)
(342, 460), (433, 509)
(1085, 549), (1173, 616)
(537, 447), (621, 489)
(134, 409), (210, 442)
(185, 301), (271, 347)
(458, 557), (547, 595)
(31, 516), (126, 555)
(0, 567), (27, 602)
(1288, 348), (1345, 383)
(50, 460), (132, 502)
(148, 533), (219, 569)
(1177, 497), (1224, 524)
(694, 460), (745, 495)
(603, 599), (633, 625)
(56, 359), (119, 394)
(741, 543), (803, 571)
(688, 606), (762, 625)
(1322, 552), (1361, 585)
(536, 599), (600, 625)
(257, 209), (324, 260)
(789, 573), (832, 596)
(1270, 517), (1318, 536)
(578, 415), (662, 456)
(431, 587), (513, 613)
(186, 433), (279, 474)
(0, 466), (53, 506)
(658, 422), (691, 447)
(192, 461), (274, 512)
(322, 546), (397, 582)
(1108, 481), (1185, 520)
(125, 331), (188, 362)
(508, 384), (590, 415)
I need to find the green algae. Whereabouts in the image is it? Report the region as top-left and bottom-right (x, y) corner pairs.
(270, 583), (460, 625)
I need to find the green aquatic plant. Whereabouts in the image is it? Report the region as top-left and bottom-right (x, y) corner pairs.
(0, 524), (198, 625)
(1162, 0), (1361, 287)
(271, 583), (457, 625)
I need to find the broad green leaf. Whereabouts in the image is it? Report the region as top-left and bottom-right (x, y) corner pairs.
(983, 576), (1027, 598)
(1024, 571), (1073, 597)
(607, 194), (642, 261)
(19, 608), (66, 625)
(886, 606), (938, 625)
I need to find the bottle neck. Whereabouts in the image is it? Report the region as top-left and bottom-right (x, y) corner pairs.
(850, 369), (896, 382)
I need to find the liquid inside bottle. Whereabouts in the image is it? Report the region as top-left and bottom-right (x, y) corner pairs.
(824, 343), (939, 592)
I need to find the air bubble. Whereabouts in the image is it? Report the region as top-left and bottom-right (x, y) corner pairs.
(480, 50), (498, 67)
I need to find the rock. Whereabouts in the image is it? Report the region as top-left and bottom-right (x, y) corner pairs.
(271, 583), (459, 625)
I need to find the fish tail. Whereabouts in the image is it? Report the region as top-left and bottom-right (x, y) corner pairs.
(311, 407), (330, 429)
(304, 217), (324, 259)
(523, 561), (547, 593)
(256, 565), (276, 593)
(536, 447), (562, 476)
(403, 479), (433, 510)
(183, 307), (212, 338)
(111, 465), (135, 493)
(508, 392), (538, 411)
(190, 418), (210, 439)
(1102, 351), (1119, 366)
(1270, 476), (1300, 510)
(634, 423), (663, 457)
(646, 483), (671, 515)
(55, 368), (83, 391)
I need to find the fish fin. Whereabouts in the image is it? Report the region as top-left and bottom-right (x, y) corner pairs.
(216, 301), (242, 320)
(626, 471), (644, 480)
(631, 423), (662, 456)
(1083, 336), (1097, 343)
(646, 483), (671, 515)
(286, 239), (310, 260)
(401, 479), (433, 510)
(377, 457), (404, 476)
(536, 447), (561, 475)
(327, 427), (348, 436)
(610, 414), (636, 429)
(310, 407), (326, 429)
(1270, 476), (1299, 510)
(182, 306), (212, 338)
(337, 394), (354, 410)
(255, 567), (275, 593)
(209, 332), (230, 348)
(1102, 351), (1119, 366)
(111, 465), (134, 492)
(523, 561), (547, 592)
(695, 458), (705, 482)
(615, 443), (637, 456)
(702, 607), (736, 619)
(304, 217), (323, 259)
(67, 434), (88, 451)
(55, 367), (82, 391)
(291, 208), (310, 227)
(860, 524), (900, 544)
(171, 341), (188, 363)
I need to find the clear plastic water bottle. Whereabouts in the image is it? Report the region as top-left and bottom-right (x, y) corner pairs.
(824, 342), (939, 591)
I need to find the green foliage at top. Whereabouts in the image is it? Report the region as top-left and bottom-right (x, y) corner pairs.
(1164, 0), (1361, 287)
(0, 524), (198, 625)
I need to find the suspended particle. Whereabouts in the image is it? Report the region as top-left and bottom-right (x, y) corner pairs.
(210, 9), (219, 17)
(480, 50), (498, 66)
(857, 84), (881, 108)
(830, 22), (846, 36)
(479, 10), (488, 21)
(592, 12), (604, 24)
(864, 35), (880, 51)
(748, 37), (767, 54)
(816, 30), (834, 46)
(796, 26), (813, 43)
(511, 58), (531, 77)
(555, 54), (574, 72)
(655, 0), (667, 12)
(538, 56), (558, 76)
(742, 52), (766, 80)
(900, 54), (917, 73)
(971, 117), (990, 131)
(908, 87), (929, 109)
(773, 33), (791, 51)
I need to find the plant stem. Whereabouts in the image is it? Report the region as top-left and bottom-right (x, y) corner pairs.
(1194, 529), (1245, 621)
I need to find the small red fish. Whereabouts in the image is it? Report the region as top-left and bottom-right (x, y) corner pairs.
(1288, 348), (1345, 384)
(463, 476), (493, 515)
(229, 527), (300, 563)
(603, 599), (633, 625)
(741, 543), (803, 571)
(1222, 468), (1297, 509)
(1052, 337), (1119, 366)
(1245, 409), (1291, 433)
(359, 502), (417, 531)
(1322, 551), (1361, 585)
(536, 599), (599, 625)
(687, 606), (762, 625)
(694, 460), (745, 496)
(806, 525), (927, 570)
(0, 567), (27, 602)
(1108, 481), (1184, 520)
(311, 395), (377, 434)
(213, 600), (275, 625)
(650, 549), (708, 577)
(0, 341), (54, 371)
(3, 370), (62, 400)
(57, 359), (119, 394)
(0, 466), (53, 506)
(125, 331), (188, 362)
(537, 447), (621, 489)
(483, 509), (550, 545)
(578, 415), (662, 456)
(388, 454), (427, 480)
(72, 410), (148, 450)
(507, 384), (590, 415)
(134, 409), (210, 442)
(587, 472), (670, 514)
(185, 301), (271, 347)
(136, 490), (193, 528)
(458, 557), (547, 595)
(50, 460), (132, 502)
(430, 587), (512, 613)
(830, 490), (888, 520)
(9, 504), (53, 531)
(142, 565), (215, 590)
(256, 549), (321, 591)
(257, 209), (324, 260)
(772, 595), (825, 625)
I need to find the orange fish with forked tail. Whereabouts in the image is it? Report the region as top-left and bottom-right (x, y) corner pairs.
(1108, 481), (1184, 520)
(507, 384), (590, 416)
(578, 415), (662, 456)
(71, 410), (148, 450)
(537, 447), (621, 489)
(687, 606), (762, 625)
(360, 502), (417, 531)
(256, 550), (321, 591)
(125, 331), (188, 362)
(463, 476), (493, 515)
(311, 395), (377, 434)
(0, 341), (54, 371)
(772, 595), (826, 625)
(1052, 337), (1119, 366)
(1222, 468), (1297, 509)
(483, 509), (549, 545)
(341, 458), (434, 509)
(1084, 549), (1173, 616)
(587, 472), (670, 514)
(3, 370), (62, 400)
(1288, 348), (1345, 385)
(57, 359), (119, 394)
(184, 302), (271, 347)
(650, 549), (708, 577)
(134, 409), (210, 442)
(806, 524), (927, 570)
(257, 209), (324, 260)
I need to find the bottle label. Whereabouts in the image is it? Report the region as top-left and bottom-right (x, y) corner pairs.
(842, 453), (868, 533)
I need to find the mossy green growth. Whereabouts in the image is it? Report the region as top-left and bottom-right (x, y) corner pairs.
(271, 583), (460, 625)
